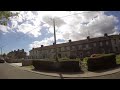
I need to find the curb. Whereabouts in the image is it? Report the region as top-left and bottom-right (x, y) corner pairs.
(8, 63), (120, 78)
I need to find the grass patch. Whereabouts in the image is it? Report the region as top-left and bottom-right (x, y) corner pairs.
(22, 65), (34, 69)
(116, 55), (120, 64)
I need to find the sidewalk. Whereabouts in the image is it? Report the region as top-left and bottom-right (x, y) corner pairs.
(9, 63), (120, 78)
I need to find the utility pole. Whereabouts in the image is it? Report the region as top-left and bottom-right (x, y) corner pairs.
(53, 18), (59, 62)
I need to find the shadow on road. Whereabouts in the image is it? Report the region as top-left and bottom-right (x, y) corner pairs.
(31, 69), (84, 79)
(90, 64), (120, 73)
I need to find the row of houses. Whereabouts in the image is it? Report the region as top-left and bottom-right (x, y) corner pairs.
(7, 49), (27, 59)
(29, 33), (120, 59)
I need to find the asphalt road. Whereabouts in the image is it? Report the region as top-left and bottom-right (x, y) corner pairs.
(0, 63), (120, 79)
(0, 63), (60, 79)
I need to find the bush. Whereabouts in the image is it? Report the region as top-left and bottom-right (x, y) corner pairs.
(22, 60), (33, 66)
(87, 53), (117, 71)
(60, 61), (81, 72)
(116, 55), (120, 64)
(33, 60), (81, 72)
(33, 60), (56, 71)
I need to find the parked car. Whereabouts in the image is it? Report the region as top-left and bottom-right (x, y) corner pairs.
(0, 57), (5, 63)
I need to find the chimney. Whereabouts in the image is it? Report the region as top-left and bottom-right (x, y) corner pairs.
(41, 45), (43, 47)
(69, 39), (72, 43)
(104, 33), (108, 37)
(22, 49), (24, 52)
(87, 36), (90, 40)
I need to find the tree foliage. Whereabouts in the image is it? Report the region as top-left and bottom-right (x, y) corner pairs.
(0, 11), (18, 25)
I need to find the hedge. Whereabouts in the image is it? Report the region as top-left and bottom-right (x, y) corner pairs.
(33, 60), (81, 72)
(22, 60), (33, 66)
(87, 53), (117, 71)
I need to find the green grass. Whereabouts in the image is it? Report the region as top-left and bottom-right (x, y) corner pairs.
(116, 55), (120, 64)
(22, 65), (34, 69)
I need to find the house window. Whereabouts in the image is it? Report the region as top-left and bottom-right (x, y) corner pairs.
(100, 42), (103, 46)
(72, 46), (75, 50)
(61, 47), (65, 51)
(106, 41), (109, 45)
(58, 47), (61, 52)
(93, 43), (96, 47)
(86, 44), (89, 48)
(102, 49), (105, 53)
(66, 46), (70, 50)
(114, 39), (116, 44)
(87, 51), (90, 56)
(79, 45), (82, 50)
(115, 47), (118, 52)
(58, 54), (61, 58)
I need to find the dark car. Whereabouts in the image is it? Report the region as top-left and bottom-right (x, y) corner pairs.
(0, 57), (5, 63)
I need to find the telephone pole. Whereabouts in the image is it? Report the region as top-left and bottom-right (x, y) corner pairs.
(52, 18), (59, 62)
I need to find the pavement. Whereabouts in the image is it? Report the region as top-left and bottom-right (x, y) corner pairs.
(9, 63), (120, 78)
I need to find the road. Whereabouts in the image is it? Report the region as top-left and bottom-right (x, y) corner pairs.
(0, 63), (120, 79)
(0, 63), (60, 79)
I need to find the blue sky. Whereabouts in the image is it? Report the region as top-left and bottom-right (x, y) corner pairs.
(0, 11), (120, 55)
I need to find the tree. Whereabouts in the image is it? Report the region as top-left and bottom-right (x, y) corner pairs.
(2, 53), (6, 57)
(0, 11), (18, 25)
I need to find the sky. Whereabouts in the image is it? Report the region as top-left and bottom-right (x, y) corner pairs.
(0, 11), (120, 55)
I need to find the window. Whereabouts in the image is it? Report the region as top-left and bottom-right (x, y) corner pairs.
(86, 44), (89, 48)
(102, 49), (105, 53)
(51, 49), (54, 52)
(93, 43), (96, 47)
(87, 51), (90, 56)
(61, 47), (65, 51)
(57, 47), (61, 52)
(115, 47), (118, 52)
(58, 54), (61, 58)
(106, 41), (109, 45)
(114, 39), (116, 44)
(100, 42), (103, 46)
(79, 45), (82, 50)
(72, 46), (75, 50)
(66, 46), (70, 50)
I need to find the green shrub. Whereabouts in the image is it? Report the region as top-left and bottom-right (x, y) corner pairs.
(33, 60), (81, 72)
(116, 55), (120, 64)
(87, 53), (117, 71)
(22, 60), (33, 66)
(60, 61), (81, 72)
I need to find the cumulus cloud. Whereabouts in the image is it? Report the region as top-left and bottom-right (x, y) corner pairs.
(29, 37), (54, 49)
(0, 11), (119, 50)
(28, 11), (119, 49)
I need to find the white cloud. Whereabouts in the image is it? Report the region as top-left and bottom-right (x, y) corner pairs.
(0, 11), (119, 49)
(29, 37), (54, 49)
(27, 11), (119, 50)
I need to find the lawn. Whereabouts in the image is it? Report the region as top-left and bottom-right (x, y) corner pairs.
(22, 65), (34, 69)
(116, 55), (120, 64)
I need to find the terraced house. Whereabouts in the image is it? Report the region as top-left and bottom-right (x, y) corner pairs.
(29, 33), (120, 59)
